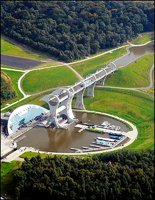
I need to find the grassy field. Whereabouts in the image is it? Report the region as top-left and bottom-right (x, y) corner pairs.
(84, 88), (154, 151)
(105, 54), (154, 87)
(1, 37), (46, 61)
(71, 47), (127, 77)
(20, 152), (50, 159)
(1, 65), (24, 70)
(131, 32), (154, 45)
(141, 69), (154, 96)
(21, 66), (78, 94)
(34, 61), (62, 69)
(2, 68), (24, 108)
(1, 161), (21, 196)
(142, 88), (154, 96)
(1, 89), (53, 112)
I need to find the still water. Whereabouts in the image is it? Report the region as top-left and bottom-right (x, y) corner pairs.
(114, 42), (154, 68)
(17, 112), (129, 153)
(16, 43), (154, 153)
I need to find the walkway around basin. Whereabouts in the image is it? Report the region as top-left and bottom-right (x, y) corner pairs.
(1, 40), (153, 161)
(2, 110), (138, 162)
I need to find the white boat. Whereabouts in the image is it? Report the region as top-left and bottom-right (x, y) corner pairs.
(101, 121), (110, 126)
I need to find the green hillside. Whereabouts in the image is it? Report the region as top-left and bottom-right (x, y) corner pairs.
(1, 1), (153, 62)
(1, 72), (16, 105)
(1, 37), (45, 61)
(105, 54), (154, 87)
(21, 66), (78, 94)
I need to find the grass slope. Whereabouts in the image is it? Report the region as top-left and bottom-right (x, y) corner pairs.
(1, 37), (45, 61)
(1, 90), (52, 112)
(131, 32), (154, 45)
(105, 54), (154, 87)
(20, 152), (49, 159)
(84, 88), (154, 151)
(1, 65), (22, 70)
(2, 68), (24, 107)
(141, 69), (154, 96)
(1, 161), (21, 196)
(21, 66), (78, 94)
(71, 47), (127, 77)
(1, 72), (16, 103)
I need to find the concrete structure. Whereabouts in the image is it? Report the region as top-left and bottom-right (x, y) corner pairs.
(42, 62), (117, 128)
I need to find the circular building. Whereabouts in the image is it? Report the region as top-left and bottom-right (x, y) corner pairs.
(7, 104), (49, 135)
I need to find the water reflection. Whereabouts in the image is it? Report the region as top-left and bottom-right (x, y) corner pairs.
(17, 43), (154, 153)
(17, 112), (129, 153)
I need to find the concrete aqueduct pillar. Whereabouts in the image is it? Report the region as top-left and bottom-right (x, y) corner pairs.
(86, 82), (96, 97)
(95, 62), (117, 86)
(96, 76), (107, 86)
(41, 62), (118, 128)
(74, 89), (85, 110)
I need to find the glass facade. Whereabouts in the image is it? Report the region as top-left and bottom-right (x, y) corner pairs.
(7, 104), (49, 135)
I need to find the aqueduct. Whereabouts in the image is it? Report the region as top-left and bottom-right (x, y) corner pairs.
(41, 62), (117, 128)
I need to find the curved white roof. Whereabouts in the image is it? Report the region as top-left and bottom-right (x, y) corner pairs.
(7, 104), (48, 135)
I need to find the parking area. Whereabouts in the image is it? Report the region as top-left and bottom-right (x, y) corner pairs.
(1, 54), (44, 69)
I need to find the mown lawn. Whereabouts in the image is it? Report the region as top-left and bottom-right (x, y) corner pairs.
(1, 37), (45, 61)
(2, 68), (24, 107)
(84, 88), (154, 151)
(1, 161), (21, 196)
(71, 47), (127, 77)
(131, 32), (154, 45)
(20, 152), (50, 159)
(1, 89), (52, 112)
(105, 54), (154, 87)
(21, 66), (78, 94)
(34, 61), (62, 69)
(1, 65), (22, 70)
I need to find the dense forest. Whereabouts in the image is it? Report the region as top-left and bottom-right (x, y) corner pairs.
(12, 150), (154, 200)
(1, 72), (16, 105)
(1, 1), (154, 62)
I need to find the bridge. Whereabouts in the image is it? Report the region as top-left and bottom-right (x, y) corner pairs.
(41, 62), (117, 128)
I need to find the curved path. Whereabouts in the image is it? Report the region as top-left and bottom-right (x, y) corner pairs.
(63, 63), (83, 80)
(1, 41), (154, 111)
(2, 110), (138, 162)
(18, 70), (30, 97)
(102, 64), (154, 90)
(127, 40), (154, 47)
(1, 40), (154, 160)
(99, 63), (154, 98)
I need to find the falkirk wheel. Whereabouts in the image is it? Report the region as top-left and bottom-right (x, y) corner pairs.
(41, 87), (75, 128)
(41, 62), (117, 128)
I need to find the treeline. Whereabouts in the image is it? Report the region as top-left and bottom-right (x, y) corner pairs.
(1, 72), (16, 105)
(1, 1), (154, 62)
(12, 150), (154, 200)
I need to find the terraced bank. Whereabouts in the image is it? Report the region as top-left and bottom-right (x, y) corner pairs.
(105, 54), (154, 88)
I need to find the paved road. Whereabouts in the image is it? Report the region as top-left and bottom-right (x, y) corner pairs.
(1, 54), (44, 69)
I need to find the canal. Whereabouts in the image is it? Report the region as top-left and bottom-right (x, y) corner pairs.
(114, 42), (154, 68)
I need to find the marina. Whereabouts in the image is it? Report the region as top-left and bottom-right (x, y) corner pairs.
(15, 112), (130, 153)
(70, 119), (129, 153)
